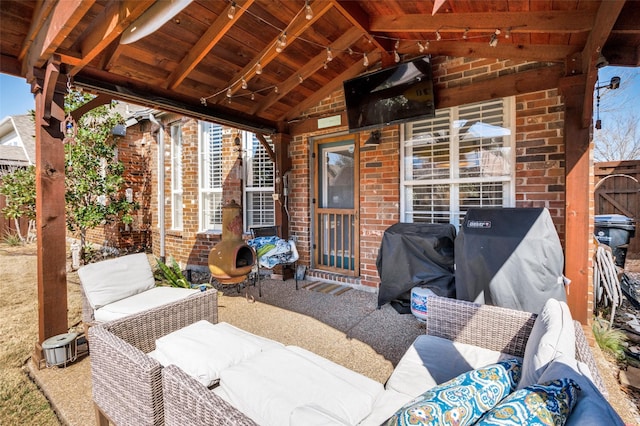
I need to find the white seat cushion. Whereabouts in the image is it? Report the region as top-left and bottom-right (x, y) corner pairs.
(385, 334), (522, 398)
(358, 389), (414, 426)
(93, 286), (197, 322)
(217, 346), (384, 426)
(517, 297), (575, 389)
(79, 253), (156, 309)
(150, 321), (283, 387)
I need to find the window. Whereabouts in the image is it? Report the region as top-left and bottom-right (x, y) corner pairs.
(244, 132), (275, 229)
(199, 122), (224, 231)
(401, 97), (515, 228)
(170, 123), (183, 230)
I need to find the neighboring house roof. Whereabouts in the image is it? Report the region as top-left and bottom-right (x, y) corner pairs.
(0, 114), (35, 169)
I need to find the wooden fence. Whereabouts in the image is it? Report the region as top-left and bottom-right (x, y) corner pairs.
(594, 160), (640, 258)
(0, 194), (29, 240)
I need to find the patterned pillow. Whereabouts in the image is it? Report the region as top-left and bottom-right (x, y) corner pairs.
(476, 378), (580, 426)
(386, 358), (521, 426)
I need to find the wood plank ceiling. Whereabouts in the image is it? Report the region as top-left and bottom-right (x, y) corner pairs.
(1, 0), (639, 134)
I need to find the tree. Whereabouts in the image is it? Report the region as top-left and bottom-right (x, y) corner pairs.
(593, 67), (640, 162)
(64, 92), (138, 261)
(0, 166), (36, 243)
(593, 111), (640, 162)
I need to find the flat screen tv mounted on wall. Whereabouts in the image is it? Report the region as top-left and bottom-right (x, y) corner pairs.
(343, 56), (435, 133)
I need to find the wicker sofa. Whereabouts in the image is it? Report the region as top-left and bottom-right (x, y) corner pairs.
(159, 296), (621, 426)
(88, 290), (217, 426)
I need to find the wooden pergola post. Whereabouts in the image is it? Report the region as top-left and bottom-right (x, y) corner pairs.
(560, 75), (592, 325)
(31, 59), (68, 347)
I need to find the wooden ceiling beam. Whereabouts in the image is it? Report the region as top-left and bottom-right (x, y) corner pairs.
(399, 40), (579, 63)
(18, 0), (57, 62)
(284, 50), (382, 122)
(580, 0), (626, 128)
(252, 26), (364, 115)
(67, 0), (154, 76)
(23, 0), (95, 75)
(371, 10), (596, 34)
(167, 0), (254, 90)
(332, 1), (393, 62)
(217, 0), (333, 103)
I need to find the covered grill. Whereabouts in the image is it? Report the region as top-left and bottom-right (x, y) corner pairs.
(208, 200), (255, 284)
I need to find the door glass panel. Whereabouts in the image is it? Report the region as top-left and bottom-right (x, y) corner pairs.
(320, 143), (354, 209)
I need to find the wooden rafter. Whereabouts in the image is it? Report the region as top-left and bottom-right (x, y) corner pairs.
(370, 11), (597, 34)
(23, 0), (95, 74)
(332, 0), (393, 60)
(167, 0), (255, 90)
(252, 26), (364, 115)
(67, 0), (154, 76)
(217, 0), (334, 103)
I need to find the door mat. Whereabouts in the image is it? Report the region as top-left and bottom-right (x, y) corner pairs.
(302, 281), (352, 296)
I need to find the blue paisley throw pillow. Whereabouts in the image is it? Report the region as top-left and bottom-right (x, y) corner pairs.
(476, 378), (580, 426)
(386, 358), (522, 426)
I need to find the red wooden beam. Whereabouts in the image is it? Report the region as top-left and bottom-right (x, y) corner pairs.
(33, 59), (68, 344)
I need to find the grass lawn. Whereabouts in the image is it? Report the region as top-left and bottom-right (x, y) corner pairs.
(0, 242), (81, 425)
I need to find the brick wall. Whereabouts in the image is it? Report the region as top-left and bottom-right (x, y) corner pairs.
(99, 57), (571, 292)
(84, 123), (153, 252)
(286, 58), (567, 290)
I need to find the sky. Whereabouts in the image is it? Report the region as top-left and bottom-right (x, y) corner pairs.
(1, 66), (639, 121)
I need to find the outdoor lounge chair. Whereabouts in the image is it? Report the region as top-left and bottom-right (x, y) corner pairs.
(78, 252), (199, 326)
(88, 290), (217, 426)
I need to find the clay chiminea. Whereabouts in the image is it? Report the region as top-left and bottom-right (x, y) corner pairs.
(208, 200), (256, 284)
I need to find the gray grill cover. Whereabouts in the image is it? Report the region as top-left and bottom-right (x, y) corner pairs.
(455, 208), (566, 314)
(376, 223), (456, 308)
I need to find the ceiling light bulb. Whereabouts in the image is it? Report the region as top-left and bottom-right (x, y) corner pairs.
(241, 78), (248, 89)
(348, 48), (353, 56)
(436, 30), (441, 41)
(274, 86), (279, 94)
(463, 28), (469, 39)
(200, 97), (207, 106)
(417, 41), (425, 53)
(394, 50), (400, 63)
(363, 53), (369, 67)
(251, 92), (255, 100)
(323, 62), (328, 69)
(326, 47), (333, 62)
(256, 62), (262, 74)
(505, 28), (511, 39)
(298, 74), (304, 83)
(305, 0), (313, 20)
(226, 88), (232, 97)
(227, 1), (236, 19)
(489, 33), (498, 47)
(394, 39), (400, 50)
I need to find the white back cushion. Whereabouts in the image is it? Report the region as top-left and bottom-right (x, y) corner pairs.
(517, 297), (575, 389)
(78, 252), (156, 309)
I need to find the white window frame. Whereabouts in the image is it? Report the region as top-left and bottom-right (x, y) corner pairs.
(170, 122), (183, 230)
(243, 131), (275, 231)
(198, 121), (224, 232)
(400, 97), (516, 229)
